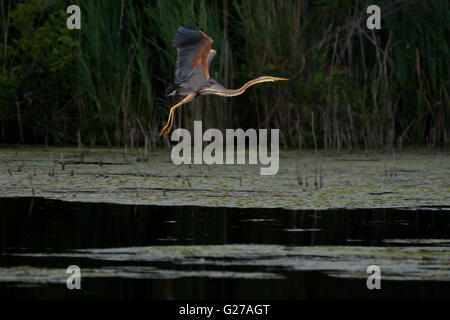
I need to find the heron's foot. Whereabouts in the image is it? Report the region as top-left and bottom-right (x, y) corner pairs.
(159, 125), (167, 138)
(164, 125), (172, 140)
(159, 123), (173, 140)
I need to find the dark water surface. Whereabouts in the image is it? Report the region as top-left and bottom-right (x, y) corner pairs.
(0, 197), (449, 299)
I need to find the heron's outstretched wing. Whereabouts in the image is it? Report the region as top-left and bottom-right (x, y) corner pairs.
(173, 26), (213, 91)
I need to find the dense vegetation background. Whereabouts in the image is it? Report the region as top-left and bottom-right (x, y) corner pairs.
(0, 0), (448, 149)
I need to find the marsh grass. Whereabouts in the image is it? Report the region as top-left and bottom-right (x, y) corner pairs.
(0, 0), (448, 148)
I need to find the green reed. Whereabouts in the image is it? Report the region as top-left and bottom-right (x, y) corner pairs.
(0, 0), (447, 148)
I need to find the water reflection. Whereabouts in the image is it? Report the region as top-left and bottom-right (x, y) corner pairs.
(0, 197), (449, 299)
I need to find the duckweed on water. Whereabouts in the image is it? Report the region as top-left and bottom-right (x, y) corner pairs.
(0, 147), (449, 209)
(6, 244), (450, 282)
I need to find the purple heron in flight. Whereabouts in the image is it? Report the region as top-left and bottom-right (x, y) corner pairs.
(159, 26), (289, 139)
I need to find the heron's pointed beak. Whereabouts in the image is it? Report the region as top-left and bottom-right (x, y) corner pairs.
(270, 77), (290, 81)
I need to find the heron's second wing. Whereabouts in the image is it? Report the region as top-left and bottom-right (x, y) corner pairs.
(173, 27), (213, 90)
(208, 49), (216, 69)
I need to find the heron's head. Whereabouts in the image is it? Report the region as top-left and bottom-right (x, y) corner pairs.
(257, 76), (290, 82)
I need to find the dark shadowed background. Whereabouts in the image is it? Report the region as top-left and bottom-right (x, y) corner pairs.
(0, 0), (448, 149)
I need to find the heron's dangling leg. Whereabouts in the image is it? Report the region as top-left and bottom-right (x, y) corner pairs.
(159, 108), (175, 137)
(159, 93), (196, 140)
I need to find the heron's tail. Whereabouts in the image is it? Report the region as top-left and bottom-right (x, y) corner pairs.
(165, 84), (178, 96)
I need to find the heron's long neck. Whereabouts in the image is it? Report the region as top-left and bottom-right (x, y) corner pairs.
(208, 78), (267, 97)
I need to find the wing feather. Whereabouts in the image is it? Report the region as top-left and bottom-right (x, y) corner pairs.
(172, 27), (213, 91)
(207, 49), (216, 69)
